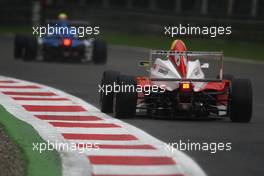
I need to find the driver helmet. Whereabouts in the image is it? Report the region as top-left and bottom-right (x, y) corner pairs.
(58, 13), (68, 21)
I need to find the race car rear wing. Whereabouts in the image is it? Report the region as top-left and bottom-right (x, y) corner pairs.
(149, 78), (223, 82)
(142, 50), (224, 82)
(150, 50), (223, 57)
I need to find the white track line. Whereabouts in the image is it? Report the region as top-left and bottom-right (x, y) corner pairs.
(0, 88), (46, 92)
(82, 149), (169, 156)
(0, 75), (206, 176)
(92, 165), (183, 175)
(16, 100), (77, 106)
(0, 83), (36, 86)
(29, 111), (96, 116)
(9, 95), (66, 98)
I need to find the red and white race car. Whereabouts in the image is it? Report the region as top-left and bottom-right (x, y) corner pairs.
(99, 40), (252, 122)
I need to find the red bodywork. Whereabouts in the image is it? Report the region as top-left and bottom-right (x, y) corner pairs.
(202, 81), (230, 105)
(136, 77), (230, 92)
(136, 39), (230, 105)
(136, 76), (230, 105)
(169, 40), (188, 78)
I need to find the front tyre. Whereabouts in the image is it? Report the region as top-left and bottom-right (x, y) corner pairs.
(229, 78), (252, 122)
(14, 34), (26, 59)
(23, 36), (38, 61)
(100, 70), (120, 113)
(92, 39), (107, 64)
(113, 75), (137, 118)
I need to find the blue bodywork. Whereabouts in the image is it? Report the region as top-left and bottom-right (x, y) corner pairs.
(42, 21), (84, 48)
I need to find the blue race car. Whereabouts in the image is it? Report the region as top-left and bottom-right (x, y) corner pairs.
(14, 20), (107, 64)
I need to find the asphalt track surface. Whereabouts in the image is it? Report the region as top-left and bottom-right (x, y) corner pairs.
(0, 36), (263, 176)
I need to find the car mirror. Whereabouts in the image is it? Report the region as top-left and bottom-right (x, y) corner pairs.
(201, 63), (209, 69)
(139, 60), (150, 67)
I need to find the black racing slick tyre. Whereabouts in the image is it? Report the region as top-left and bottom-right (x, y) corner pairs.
(113, 75), (137, 119)
(14, 34), (26, 59)
(23, 36), (38, 61)
(92, 39), (107, 64)
(100, 70), (120, 113)
(229, 78), (252, 122)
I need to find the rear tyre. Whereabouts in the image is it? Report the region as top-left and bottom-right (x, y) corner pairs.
(23, 36), (38, 61)
(100, 70), (120, 113)
(113, 75), (137, 118)
(92, 39), (107, 64)
(229, 78), (252, 122)
(43, 45), (52, 62)
(14, 34), (26, 59)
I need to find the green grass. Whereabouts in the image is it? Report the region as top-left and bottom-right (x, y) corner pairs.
(1, 25), (264, 60)
(0, 106), (61, 176)
(0, 26), (32, 34)
(102, 32), (264, 61)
